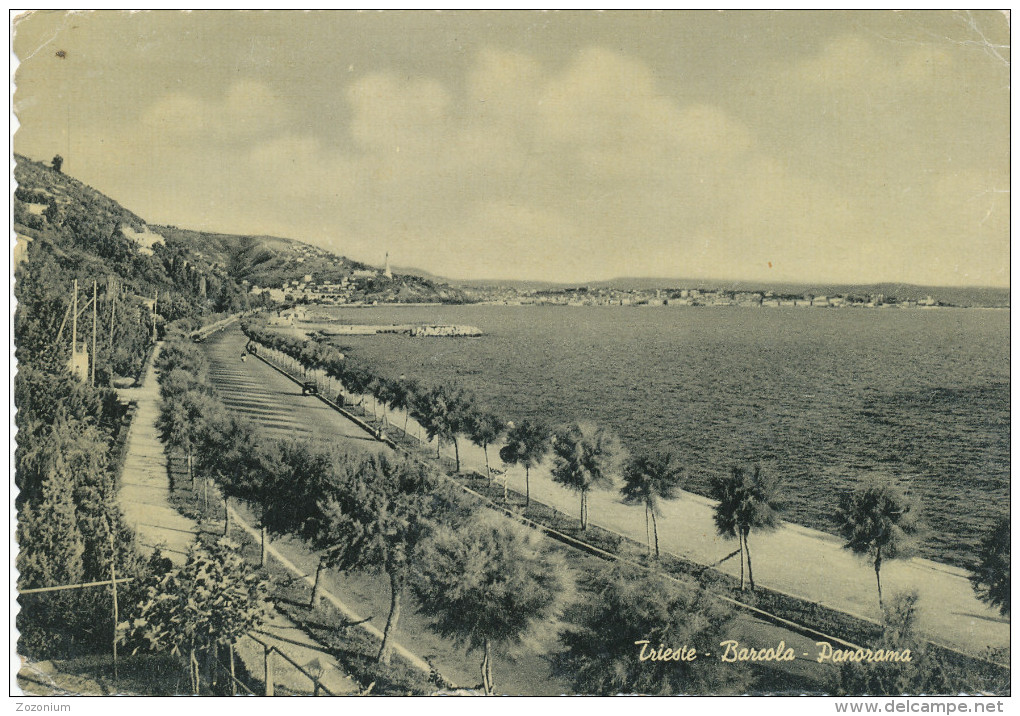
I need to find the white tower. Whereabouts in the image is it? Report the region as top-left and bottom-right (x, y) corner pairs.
(383, 252), (392, 279)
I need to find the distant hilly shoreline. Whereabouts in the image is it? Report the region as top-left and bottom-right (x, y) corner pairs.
(418, 274), (1009, 308)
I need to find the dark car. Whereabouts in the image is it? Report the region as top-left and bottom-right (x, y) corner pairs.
(301, 381), (318, 396)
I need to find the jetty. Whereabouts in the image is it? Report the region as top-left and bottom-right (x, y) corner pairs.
(318, 323), (482, 337)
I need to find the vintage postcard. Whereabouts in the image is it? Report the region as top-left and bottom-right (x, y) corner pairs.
(11, 10), (1010, 704)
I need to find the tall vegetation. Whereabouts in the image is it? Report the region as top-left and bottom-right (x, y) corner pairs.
(465, 410), (504, 486)
(834, 478), (921, 611)
(621, 452), (684, 558)
(550, 423), (622, 530)
(118, 539), (270, 694)
(417, 385), (475, 472)
(710, 464), (783, 591)
(555, 565), (750, 695)
(500, 419), (550, 506)
(15, 348), (142, 656)
(411, 516), (566, 694)
(314, 453), (438, 664)
(969, 516), (1010, 617)
(828, 591), (958, 695)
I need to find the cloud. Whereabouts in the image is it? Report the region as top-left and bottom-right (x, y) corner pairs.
(347, 73), (451, 150)
(141, 79), (293, 142)
(789, 34), (954, 91)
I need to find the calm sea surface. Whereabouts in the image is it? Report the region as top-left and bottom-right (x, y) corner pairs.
(315, 305), (1009, 568)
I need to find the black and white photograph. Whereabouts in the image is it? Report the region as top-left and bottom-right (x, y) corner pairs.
(10, 9), (1010, 701)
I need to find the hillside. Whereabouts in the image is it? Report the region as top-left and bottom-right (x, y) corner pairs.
(149, 226), (368, 288)
(153, 227), (468, 304)
(13, 154), (250, 321)
(152, 226), (467, 304)
(13, 153), (466, 305)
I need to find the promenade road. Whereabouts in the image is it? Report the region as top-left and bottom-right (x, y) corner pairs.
(203, 329), (844, 693)
(255, 327), (1008, 662)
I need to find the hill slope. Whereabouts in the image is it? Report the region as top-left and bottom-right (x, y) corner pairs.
(151, 225), (466, 303)
(14, 153), (466, 305)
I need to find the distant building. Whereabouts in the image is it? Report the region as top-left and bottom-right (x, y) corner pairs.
(383, 252), (392, 279)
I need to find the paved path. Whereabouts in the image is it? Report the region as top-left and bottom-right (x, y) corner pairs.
(116, 343), (199, 565)
(446, 432), (1010, 660)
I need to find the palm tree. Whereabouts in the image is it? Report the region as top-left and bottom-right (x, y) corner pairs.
(418, 385), (474, 472)
(550, 423), (622, 530)
(388, 377), (415, 438)
(970, 515), (1010, 617)
(710, 464), (783, 591)
(501, 419), (551, 507)
(621, 452), (684, 558)
(834, 478), (921, 611)
(466, 410), (504, 486)
(373, 377), (399, 430)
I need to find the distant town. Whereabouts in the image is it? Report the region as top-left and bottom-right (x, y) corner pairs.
(252, 260), (955, 309)
(463, 285), (944, 308)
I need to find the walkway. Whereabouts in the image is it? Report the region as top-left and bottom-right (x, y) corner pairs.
(116, 343), (198, 564)
(437, 403), (1011, 660)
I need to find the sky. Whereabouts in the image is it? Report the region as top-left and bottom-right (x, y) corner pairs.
(12, 10), (1011, 286)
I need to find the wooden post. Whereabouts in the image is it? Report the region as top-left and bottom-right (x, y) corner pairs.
(229, 643), (237, 696)
(264, 645), (274, 696)
(71, 279), (78, 358)
(108, 276), (116, 350)
(91, 279), (97, 386)
(260, 525), (267, 567)
(109, 530), (119, 683)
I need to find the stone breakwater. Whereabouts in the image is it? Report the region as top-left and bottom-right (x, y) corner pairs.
(313, 323), (483, 337)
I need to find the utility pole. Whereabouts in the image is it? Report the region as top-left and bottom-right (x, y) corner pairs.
(152, 290), (159, 340)
(91, 280), (97, 386)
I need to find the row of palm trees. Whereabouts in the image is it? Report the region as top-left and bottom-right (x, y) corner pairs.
(241, 319), (1009, 619)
